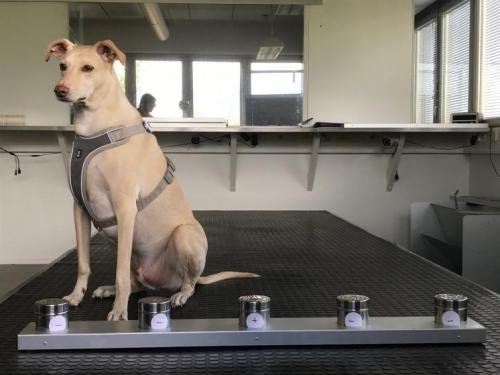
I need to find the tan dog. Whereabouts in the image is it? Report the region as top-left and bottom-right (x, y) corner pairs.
(45, 39), (256, 320)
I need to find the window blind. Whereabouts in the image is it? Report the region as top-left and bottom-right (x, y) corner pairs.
(481, 0), (500, 118)
(416, 21), (437, 123)
(442, 1), (471, 123)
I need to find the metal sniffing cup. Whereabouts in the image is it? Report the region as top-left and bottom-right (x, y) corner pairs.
(35, 298), (69, 333)
(138, 297), (171, 330)
(239, 295), (271, 329)
(434, 294), (468, 327)
(337, 294), (369, 328)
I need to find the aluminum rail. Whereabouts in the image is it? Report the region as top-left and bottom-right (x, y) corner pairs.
(18, 316), (485, 350)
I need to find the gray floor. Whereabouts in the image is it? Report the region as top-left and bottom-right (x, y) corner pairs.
(0, 264), (48, 303)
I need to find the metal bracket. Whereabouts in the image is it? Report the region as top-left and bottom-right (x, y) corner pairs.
(56, 131), (71, 183)
(386, 135), (406, 192)
(230, 133), (237, 192)
(307, 133), (321, 191)
(18, 316), (485, 351)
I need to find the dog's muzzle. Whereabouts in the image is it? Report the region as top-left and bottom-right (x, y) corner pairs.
(54, 85), (70, 101)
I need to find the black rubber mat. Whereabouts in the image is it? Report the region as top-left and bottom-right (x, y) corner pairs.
(2, 211), (500, 374)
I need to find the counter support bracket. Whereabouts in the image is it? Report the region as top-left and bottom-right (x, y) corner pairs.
(230, 133), (237, 192)
(307, 133), (321, 191)
(56, 131), (71, 183)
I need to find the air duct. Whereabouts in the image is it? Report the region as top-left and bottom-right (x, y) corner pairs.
(140, 3), (169, 41)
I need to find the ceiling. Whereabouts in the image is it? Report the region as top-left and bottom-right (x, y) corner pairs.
(69, 3), (303, 22)
(69, 1), (437, 22)
(414, 0), (437, 14)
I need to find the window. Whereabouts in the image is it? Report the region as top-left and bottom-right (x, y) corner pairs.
(251, 62), (303, 95)
(442, 1), (471, 122)
(479, 0), (500, 118)
(113, 60), (126, 93)
(192, 61), (241, 125)
(415, 21), (437, 123)
(135, 60), (183, 117)
(247, 62), (303, 125)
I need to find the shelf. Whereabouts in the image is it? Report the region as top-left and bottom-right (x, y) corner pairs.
(0, 123), (490, 192)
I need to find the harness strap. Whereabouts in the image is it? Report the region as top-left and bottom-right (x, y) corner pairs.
(93, 157), (176, 229)
(107, 125), (148, 143)
(70, 123), (176, 231)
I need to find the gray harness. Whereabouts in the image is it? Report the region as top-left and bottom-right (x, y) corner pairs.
(69, 123), (175, 230)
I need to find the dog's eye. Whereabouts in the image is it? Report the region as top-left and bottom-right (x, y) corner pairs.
(59, 64), (67, 72)
(82, 65), (94, 72)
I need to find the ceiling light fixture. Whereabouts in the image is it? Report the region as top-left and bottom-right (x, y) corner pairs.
(256, 7), (284, 60)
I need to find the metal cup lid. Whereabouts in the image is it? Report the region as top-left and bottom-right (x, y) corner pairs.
(239, 295), (271, 311)
(138, 297), (171, 314)
(35, 298), (69, 315)
(434, 294), (468, 309)
(337, 294), (370, 310)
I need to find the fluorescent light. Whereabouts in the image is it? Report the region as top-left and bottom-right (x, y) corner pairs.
(141, 3), (169, 41)
(256, 37), (284, 60)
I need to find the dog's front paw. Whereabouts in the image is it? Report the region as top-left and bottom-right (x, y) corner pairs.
(92, 285), (116, 299)
(63, 290), (85, 306)
(170, 291), (190, 308)
(107, 305), (128, 321)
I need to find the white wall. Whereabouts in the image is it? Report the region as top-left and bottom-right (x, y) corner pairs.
(0, 0), (472, 264)
(304, 0), (414, 123)
(0, 2), (69, 126)
(0, 2), (73, 263)
(469, 154), (500, 198)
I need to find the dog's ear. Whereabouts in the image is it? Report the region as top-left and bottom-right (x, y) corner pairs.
(95, 40), (126, 66)
(45, 38), (74, 62)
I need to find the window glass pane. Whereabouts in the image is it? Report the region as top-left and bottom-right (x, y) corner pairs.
(113, 60), (125, 93)
(252, 72), (303, 95)
(136, 60), (183, 117)
(480, 0), (500, 118)
(443, 1), (470, 122)
(251, 62), (304, 71)
(193, 61), (241, 125)
(415, 21), (437, 123)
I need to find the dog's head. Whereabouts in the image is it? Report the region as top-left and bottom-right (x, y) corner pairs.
(45, 39), (125, 105)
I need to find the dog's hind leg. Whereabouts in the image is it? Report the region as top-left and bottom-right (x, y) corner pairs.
(168, 223), (208, 308)
(63, 202), (92, 306)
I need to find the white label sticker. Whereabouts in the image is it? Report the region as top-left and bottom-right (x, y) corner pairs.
(344, 312), (363, 328)
(48, 315), (67, 333)
(441, 310), (460, 327)
(246, 312), (265, 329)
(151, 313), (170, 330)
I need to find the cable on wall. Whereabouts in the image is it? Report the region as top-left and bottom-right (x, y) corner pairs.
(0, 146), (21, 175)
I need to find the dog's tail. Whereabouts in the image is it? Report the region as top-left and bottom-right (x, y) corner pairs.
(198, 271), (260, 285)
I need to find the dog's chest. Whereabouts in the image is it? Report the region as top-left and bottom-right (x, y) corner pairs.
(85, 162), (115, 222)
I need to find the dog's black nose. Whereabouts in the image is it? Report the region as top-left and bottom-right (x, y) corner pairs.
(54, 85), (69, 97)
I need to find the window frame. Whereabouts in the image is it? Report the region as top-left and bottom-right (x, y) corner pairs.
(250, 61), (304, 96)
(122, 54), (304, 125)
(415, 19), (439, 123)
(414, 0), (482, 123)
(439, 0), (473, 122)
(477, 0), (500, 120)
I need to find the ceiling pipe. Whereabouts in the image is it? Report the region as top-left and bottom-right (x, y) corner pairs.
(140, 3), (169, 41)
